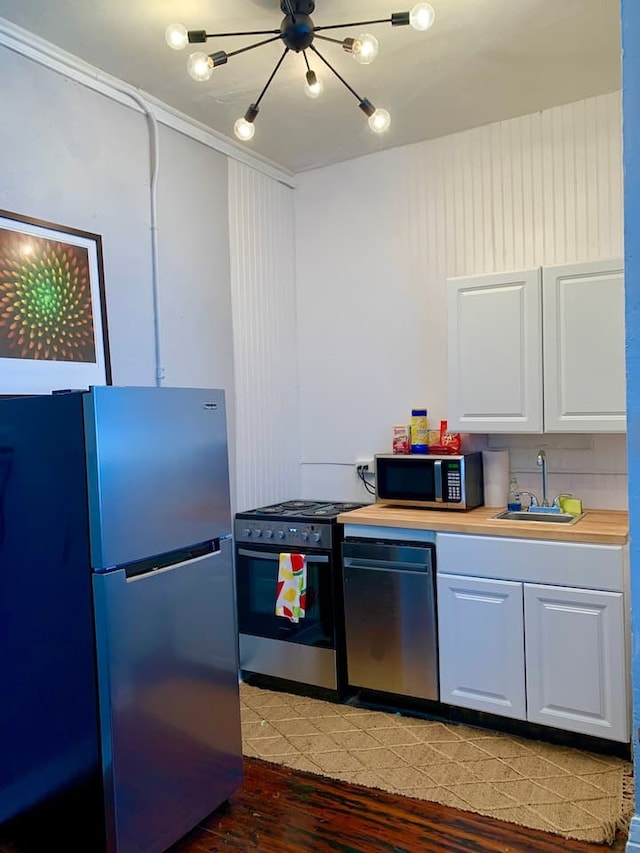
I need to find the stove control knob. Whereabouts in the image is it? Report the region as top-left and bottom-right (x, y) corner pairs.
(313, 532), (321, 542)
(265, 529), (273, 539)
(277, 530), (285, 540)
(301, 531), (309, 541)
(253, 528), (262, 538)
(243, 528), (251, 537)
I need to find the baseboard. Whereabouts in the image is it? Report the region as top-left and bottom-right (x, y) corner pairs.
(626, 815), (640, 851)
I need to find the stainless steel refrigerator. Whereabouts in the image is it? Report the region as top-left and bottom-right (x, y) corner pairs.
(0, 386), (243, 852)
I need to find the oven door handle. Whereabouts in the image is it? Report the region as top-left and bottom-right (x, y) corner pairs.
(237, 548), (329, 564)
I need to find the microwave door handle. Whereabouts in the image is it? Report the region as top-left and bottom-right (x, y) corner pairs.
(434, 459), (443, 502)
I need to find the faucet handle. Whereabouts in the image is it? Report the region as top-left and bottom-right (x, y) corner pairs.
(553, 493), (572, 509)
(520, 491), (539, 508)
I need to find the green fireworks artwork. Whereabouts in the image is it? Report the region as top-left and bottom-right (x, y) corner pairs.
(0, 230), (96, 362)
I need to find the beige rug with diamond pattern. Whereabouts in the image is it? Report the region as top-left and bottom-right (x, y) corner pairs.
(240, 683), (633, 845)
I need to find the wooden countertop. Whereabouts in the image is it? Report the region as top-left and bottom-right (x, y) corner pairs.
(338, 504), (629, 545)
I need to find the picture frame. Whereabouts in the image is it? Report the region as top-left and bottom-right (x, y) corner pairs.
(0, 209), (112, 396)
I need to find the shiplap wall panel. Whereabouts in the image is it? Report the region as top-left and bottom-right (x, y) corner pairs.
(295, 92), (626, 505)
(228, 160), (299, 511)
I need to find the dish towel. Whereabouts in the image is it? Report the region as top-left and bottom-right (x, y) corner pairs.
(275, 553), (307, 623)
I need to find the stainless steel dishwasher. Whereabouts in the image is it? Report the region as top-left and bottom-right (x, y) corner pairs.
(341, 537), (439, 701)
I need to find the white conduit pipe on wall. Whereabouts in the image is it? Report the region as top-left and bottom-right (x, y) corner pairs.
(99, 81), (164, 387)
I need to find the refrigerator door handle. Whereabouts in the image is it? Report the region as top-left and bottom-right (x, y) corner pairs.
(124, 541), (220, 581)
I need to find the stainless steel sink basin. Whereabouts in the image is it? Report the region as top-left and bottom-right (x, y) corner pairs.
(492, 510), (585, 525)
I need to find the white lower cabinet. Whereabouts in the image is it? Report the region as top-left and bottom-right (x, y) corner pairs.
(437, 574), (526, 719)
(436, 533), (630, 743)
(524, 584), (627, 741)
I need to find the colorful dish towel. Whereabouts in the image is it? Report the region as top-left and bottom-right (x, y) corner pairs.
(275, 553), (307, 623)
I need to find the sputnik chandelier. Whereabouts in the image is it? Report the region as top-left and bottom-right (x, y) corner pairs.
(165, 1), (435, 142)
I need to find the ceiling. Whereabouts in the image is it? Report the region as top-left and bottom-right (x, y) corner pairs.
(0, 0), (621, 173)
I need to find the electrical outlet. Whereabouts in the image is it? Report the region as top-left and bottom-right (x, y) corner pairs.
(355, 456), (374, 473)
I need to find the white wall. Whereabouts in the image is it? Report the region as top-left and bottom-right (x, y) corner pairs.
(295, 92), (627, 508)
(0, 42), (244, 503)
(228, 161), (300, 511)
(0, 47), (156, 386)
(0, 44), (236, 388)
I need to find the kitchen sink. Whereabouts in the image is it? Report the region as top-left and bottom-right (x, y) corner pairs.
(492, 510), (585, 525)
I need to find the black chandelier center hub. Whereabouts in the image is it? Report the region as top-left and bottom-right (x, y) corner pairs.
(280, 14), (315, 52)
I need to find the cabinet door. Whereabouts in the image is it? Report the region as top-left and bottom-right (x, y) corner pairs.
(437, 573), (526, 719)
(447, 269), (543, 433)
(542, 259), (626, 432)
(524, 584), (628, 741)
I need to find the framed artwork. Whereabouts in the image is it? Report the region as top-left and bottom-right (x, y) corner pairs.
(0, 209), (112, 396)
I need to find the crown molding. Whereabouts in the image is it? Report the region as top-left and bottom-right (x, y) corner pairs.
(0, 16), (297, 189)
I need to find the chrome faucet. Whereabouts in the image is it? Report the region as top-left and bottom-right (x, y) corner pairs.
(553, 493), (572, 509)
(537, 449), (548, 506)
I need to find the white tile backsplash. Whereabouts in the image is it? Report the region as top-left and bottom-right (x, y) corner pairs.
(483, 433), (627, 509)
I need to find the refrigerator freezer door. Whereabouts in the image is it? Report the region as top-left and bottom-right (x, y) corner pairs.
(84, 386), (231, 569)
(92, 537), (243, 853)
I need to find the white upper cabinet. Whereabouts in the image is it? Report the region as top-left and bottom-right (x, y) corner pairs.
(543, 260), (626, 432)
(447, 259), (626, 433)
(447, 269), (543, 433)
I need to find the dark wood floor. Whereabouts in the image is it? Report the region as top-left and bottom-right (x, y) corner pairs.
(0, 756), (628, 852)
(169, 757), (629, 853)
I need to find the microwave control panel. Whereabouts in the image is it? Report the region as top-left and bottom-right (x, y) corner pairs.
(444, 461), (462, 502)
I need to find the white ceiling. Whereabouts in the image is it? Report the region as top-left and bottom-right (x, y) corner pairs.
(0, 0), (621, 173)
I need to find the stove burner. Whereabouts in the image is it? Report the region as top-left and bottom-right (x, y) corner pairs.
(238, 499), (365, 521)
(256, 505), (285, 514)
(299, 502), (365, 518)
(250, 500), (323, 516)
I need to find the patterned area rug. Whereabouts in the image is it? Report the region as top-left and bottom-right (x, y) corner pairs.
(240, 683), (634, 845)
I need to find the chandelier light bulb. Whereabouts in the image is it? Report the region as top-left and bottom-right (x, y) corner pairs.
(368, 108), (391, 134)
(305, 71), (324, 99)
(234, 118), (256, 141)
(165, 23), (189, 50)
(409, 3), (436, 31)
(187, 52), (214, 81)
(352, 33), (379, 65)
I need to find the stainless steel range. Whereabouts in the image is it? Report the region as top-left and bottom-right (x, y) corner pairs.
(234, 500), (364, 698)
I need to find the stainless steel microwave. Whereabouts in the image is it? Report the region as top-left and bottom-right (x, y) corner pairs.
(374, 452), (484, 510)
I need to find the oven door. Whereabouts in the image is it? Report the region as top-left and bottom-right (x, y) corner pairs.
(235, 545), (334, 648)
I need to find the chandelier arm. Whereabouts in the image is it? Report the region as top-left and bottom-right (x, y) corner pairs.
(202, 29), (282, 38)
(309, 44), (363, 103)
(254, 48), (291, 108)
(313, 18), (393, 33)
(313, 34), (344, 46)
(303, 51), (312, 71)
(226, 35), (285, 61)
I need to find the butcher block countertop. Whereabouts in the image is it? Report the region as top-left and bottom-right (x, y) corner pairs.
(338, 504), (629, 545)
